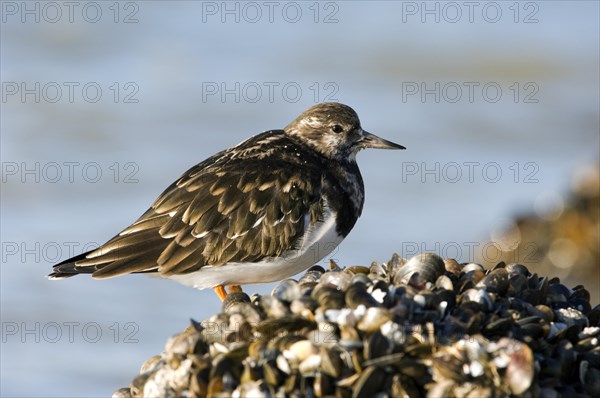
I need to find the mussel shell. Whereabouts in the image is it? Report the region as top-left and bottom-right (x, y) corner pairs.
(508, 274), (529, 296)
(272, 279), (301, 303)
(356, 307), (392, 334)
(350, 274), (373, 287)
(435, 275), (454, 291)
(319, 271), (352, 290)
(570, 285), (591, 302)
(290, 296), (318, 317)
(461, 263), (485, 273)
(476, 268), (509, 295)
(582, 366), (600, 396)
(363, 330), (392, 360)
(351, 366), (386, 398)
(345, 265), (370, 275)
(546, 282), (571, 303)
(312, 285), (346, 309)
(393, 253), (445, 285)
(255, 316), (316, 339)
(385, 253), (405, 276)
(222, 291), (251, 312)
(484, 316), (514, 337)
(319, 345), (344, 378)
(345, 283), (381, 309)
(443, 258), (462, 276)
(588, 304), (600, 327)
(307, 265), (326, 273)
(505, 263), (529, 277)
(369, 261), (388, 280)
(369, 280), (390, 306)
(299, 270), (324, 285)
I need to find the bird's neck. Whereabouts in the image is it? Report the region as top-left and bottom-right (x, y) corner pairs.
(329, 159), (364, 208)
(320, 159), (365, 238)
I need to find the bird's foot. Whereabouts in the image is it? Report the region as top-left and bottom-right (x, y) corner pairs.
(213, 285), (228, 301)
(227, 285), (243, 293)
(213, 285), (243, 301)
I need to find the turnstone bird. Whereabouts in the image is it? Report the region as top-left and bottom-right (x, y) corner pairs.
(49, 103), (405, 300)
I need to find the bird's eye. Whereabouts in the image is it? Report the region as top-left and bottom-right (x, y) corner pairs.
(331, 125), (343, 133)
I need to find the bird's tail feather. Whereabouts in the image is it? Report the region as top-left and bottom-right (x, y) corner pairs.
(48, 250), (95, 279)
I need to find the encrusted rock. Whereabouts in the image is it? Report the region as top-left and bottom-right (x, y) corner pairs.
(114, 253), (599, 398)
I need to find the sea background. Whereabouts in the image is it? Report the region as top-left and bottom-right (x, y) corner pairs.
(1, 1), (598, 397)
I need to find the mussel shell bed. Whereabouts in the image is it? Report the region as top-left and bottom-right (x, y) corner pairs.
(114, 253), (599, 398)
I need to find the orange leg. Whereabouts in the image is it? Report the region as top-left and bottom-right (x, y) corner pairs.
(213, 285), (228, 301)
(227, 285), (243, 293)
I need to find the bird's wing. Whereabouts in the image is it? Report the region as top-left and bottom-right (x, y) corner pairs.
(59, 152), (325, 278)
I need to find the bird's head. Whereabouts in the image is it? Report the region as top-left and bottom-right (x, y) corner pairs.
(284, 103), (405, 161)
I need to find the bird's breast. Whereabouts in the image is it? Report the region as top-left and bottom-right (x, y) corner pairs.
(322, 162), (364, 237)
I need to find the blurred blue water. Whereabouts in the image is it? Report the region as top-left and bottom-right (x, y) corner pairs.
(1, 2), (599, 396)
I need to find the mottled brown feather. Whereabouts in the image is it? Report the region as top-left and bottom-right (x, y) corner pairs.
(153, 184), (194, 213)
(183, 191), (219, 225)
(174, 226), (197, 246)
(82, 229), (160, 260)
(119, 214), (169, 235)
(51, 128), (364, 279)
(158, 207), (188, 238)
(158, 242), (202, 274)
(92, 252), (161, 278)
(217, 185), (244, 215)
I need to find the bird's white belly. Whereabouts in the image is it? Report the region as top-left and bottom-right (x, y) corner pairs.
(167, 209), (343, 289)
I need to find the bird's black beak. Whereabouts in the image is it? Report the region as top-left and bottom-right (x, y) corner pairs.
(358, 130), (406, 150)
